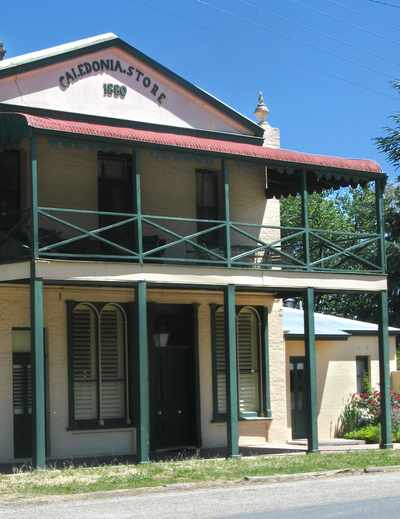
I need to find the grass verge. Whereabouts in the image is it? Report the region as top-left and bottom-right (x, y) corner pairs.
(1, 450), (400, 499)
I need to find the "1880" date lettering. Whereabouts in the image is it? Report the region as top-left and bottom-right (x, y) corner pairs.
(103, 83), (127, 99)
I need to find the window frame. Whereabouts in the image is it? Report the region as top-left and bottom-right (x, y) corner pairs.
(210, 304), (271, 422)
(356, 355), (370, 393)
(67, 301), (134, 431)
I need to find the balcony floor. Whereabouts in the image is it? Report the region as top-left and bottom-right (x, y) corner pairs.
(0, 258), (388, 293)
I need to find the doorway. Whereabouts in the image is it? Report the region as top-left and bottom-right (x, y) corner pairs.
(149, 304), (199, 451)
(12, 328), (47, 459)
(12, 352), (32, 458)
(290, 356), (307, 440)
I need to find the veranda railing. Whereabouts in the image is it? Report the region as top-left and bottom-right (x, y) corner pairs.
(0, 208), (385, 274)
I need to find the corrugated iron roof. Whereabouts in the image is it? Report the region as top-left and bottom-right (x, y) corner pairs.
(9, 112), (382, 174)
(284, 307), (400, 338)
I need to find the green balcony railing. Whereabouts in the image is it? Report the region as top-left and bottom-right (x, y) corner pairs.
(0, 207), (385, 274)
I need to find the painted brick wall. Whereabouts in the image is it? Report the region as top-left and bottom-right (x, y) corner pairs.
(0, 285), (286, 461)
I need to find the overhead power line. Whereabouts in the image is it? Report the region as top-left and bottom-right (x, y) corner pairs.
(364, 0), (400, 8)
(194, 0), (397, 101)
(250, 0), (400, 68)
(292, 0), (400, 47)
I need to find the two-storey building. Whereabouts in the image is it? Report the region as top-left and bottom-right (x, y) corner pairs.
(0, 34), (393, 467)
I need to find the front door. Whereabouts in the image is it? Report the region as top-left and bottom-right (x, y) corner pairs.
(12, 352), (33, 458)
(12, 329), (47, 460)
(149, 304), (198, 450)
(290, 356), (307, 440)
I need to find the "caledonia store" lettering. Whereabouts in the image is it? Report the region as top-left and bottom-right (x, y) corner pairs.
(59, 57), (167, 104)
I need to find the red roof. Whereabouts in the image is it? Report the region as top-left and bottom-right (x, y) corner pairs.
(7, 113), (382, 174)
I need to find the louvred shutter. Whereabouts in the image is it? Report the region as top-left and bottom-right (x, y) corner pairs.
(72, 305), (98, 421)
(215, 307), (227, 414)
(237, 309), (260, 416)
(99, 306), (126, 420)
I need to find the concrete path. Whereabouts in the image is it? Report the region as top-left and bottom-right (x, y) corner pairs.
(1, 470), (400, 518)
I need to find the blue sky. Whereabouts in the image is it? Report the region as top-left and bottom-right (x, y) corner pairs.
(2, 0), (399, 180)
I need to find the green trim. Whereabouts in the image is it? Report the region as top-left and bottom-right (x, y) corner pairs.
(224, 285), (239, 458)
(210, 304), (224, 422)
(303, 287), (319, 453)
(136, 280), (150, 463)
(222, 159), (231, 268)
(375, 178), (387, 273)
(261, 307), (272, 418)
(0, 33), (262, 136)
(301, 170), (310, 271)
(30, 265), (46, 469)
(30, 132), (38, 260)
(193, 303), (202, 449)
(378, 290), (393, 449)
(66, 301), (76, 430)
(133, 149), (143, 265)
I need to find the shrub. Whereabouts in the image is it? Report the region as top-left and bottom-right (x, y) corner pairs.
(344, 425), (380, 444)
(337, 388), (400, 438)
(344, 424), (400, 444)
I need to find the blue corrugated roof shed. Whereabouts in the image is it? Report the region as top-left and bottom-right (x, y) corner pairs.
(283, 307), (400, 340)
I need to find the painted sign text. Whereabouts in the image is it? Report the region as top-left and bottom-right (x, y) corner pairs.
(59, 58), (167, 105)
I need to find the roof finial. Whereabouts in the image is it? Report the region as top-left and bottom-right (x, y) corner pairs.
(254, 91), (269, 125)
(0, 42), (6, 61)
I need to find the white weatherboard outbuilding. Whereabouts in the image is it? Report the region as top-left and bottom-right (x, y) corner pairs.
(0, 34), (394, 467)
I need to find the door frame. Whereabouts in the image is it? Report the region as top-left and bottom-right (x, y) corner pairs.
(148, 303), (202, 451)
(289, 355), (307, 440)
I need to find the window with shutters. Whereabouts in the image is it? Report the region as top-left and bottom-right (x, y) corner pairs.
(68, 302), (131, 429)
(212, 305), (264, 419)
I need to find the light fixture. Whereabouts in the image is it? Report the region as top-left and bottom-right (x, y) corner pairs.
(153, 319), (170, 348)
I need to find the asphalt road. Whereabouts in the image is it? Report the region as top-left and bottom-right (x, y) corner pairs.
(1, 471), (400, 518)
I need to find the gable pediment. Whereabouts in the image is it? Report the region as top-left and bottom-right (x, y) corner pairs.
(0, 37), (259, 136)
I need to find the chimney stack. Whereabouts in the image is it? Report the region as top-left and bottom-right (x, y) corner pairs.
(0, 42), (6, 61)
(253, 91), (280, 148)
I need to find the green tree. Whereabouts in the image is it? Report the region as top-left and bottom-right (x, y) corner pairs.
(280, 185), (400, 327)
(376, 81), (400, 169)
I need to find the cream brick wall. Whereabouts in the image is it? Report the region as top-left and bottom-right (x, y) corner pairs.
(286, 336), (397, 440)
(32, 138), (281, 258)
(0, 285), (286, 461)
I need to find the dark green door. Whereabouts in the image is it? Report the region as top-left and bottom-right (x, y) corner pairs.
(290, 356), (307, 440)
(150, 304), (197, 450)
(12, 352), (33, 458)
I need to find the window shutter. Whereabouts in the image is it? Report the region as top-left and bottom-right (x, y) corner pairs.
(12, 361), (32, 415)
(214, 307), (227, 414)
(237, 308), (260, 417)
(72, 304), (98, 421)
(99, 305), (126, 420)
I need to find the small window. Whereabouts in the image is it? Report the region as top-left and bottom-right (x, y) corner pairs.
(69, 302), (131, 428)
(196, 170), (223, 248)
(356, 355), (370, 393)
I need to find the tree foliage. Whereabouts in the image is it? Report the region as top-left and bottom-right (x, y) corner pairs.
(280, 185), (400, 327)
(376, 81), (400, 169)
